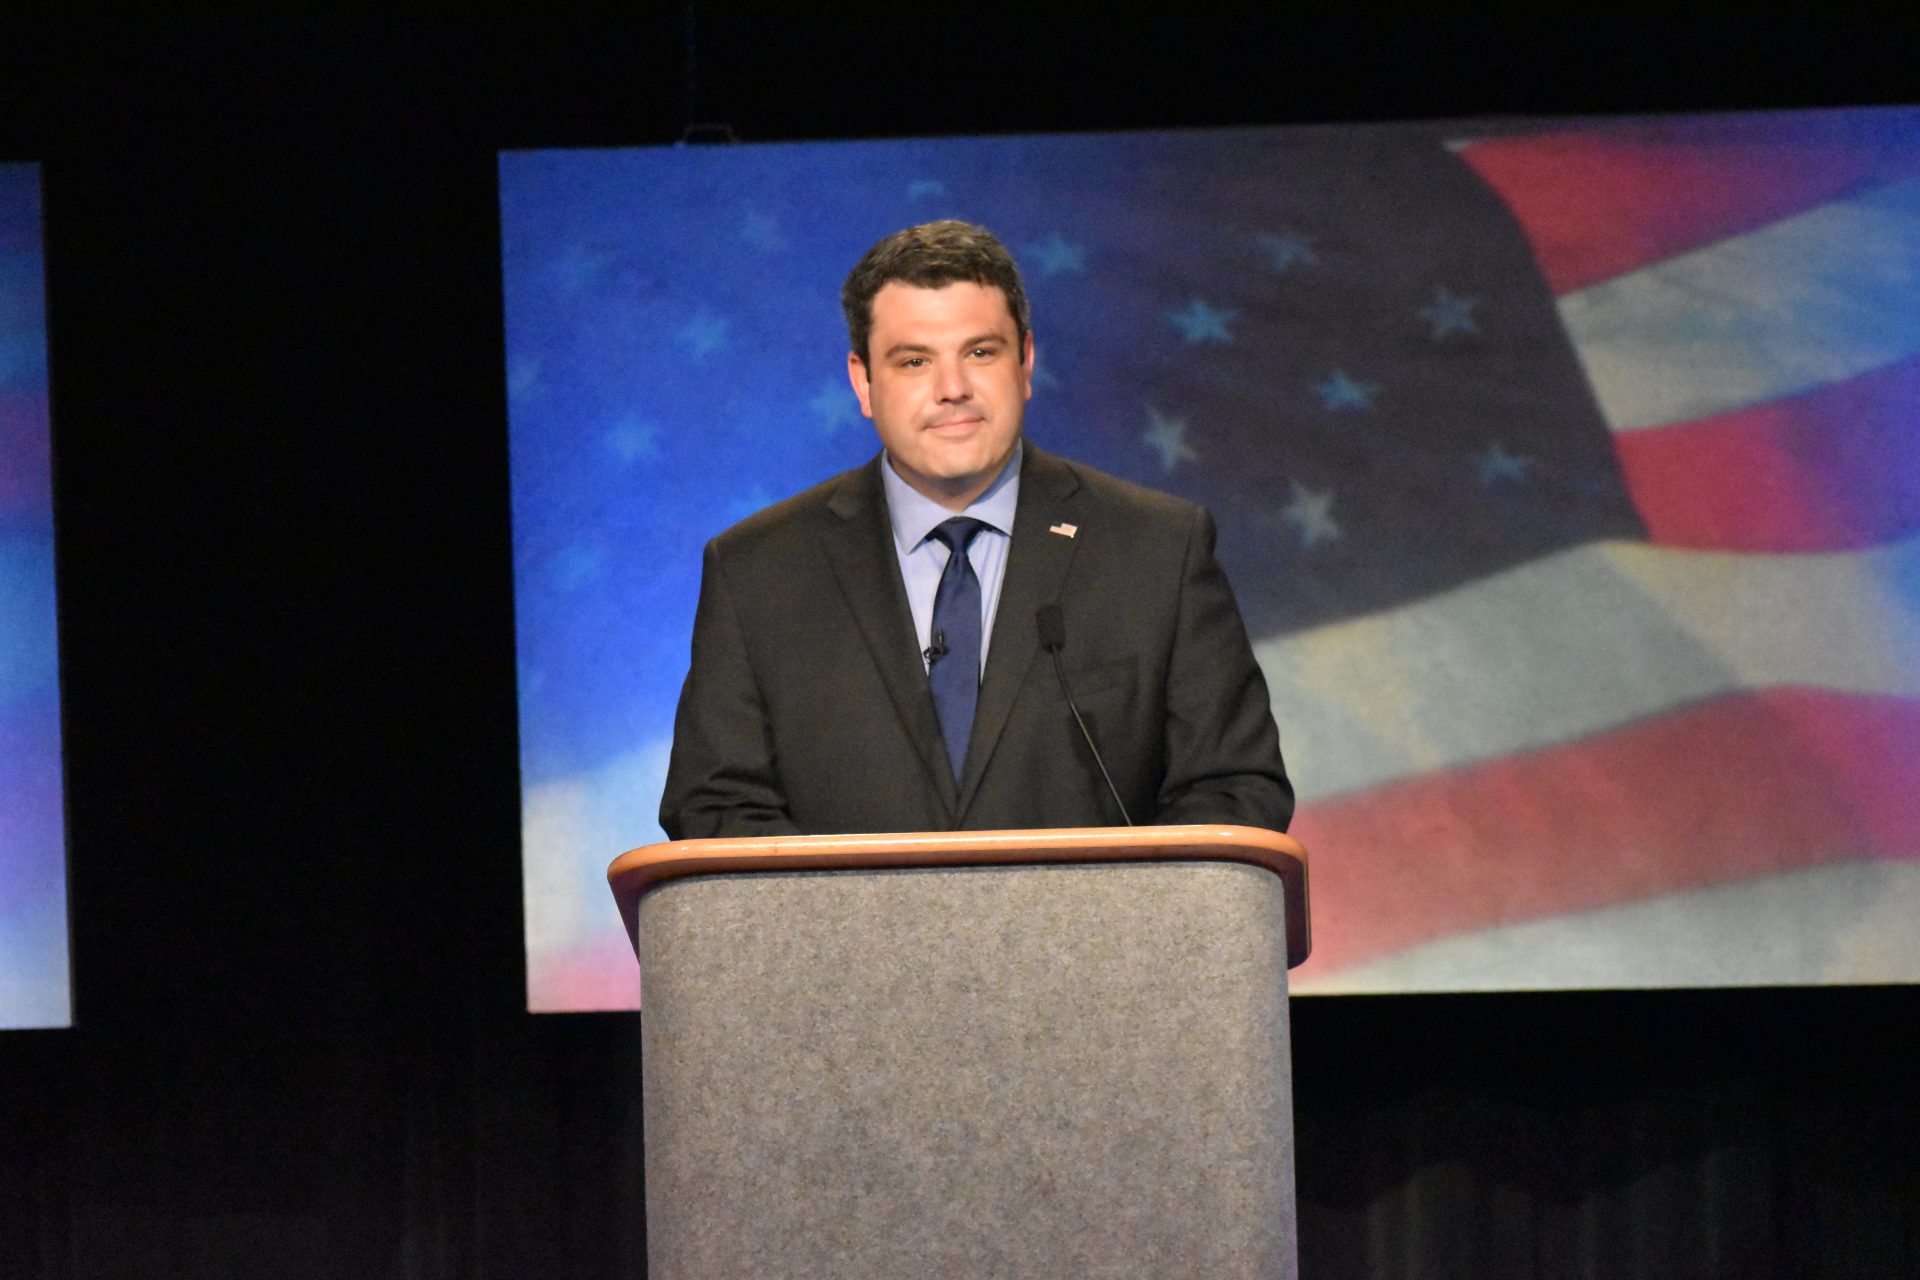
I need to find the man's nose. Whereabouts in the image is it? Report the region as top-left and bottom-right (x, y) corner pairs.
(935, 359), (973, 401)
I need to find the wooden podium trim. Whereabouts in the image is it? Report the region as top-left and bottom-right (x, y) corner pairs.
(609, 824), (1310, 968)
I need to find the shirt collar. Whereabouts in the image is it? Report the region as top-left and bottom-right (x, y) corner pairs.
(881, 439), (1023, 554)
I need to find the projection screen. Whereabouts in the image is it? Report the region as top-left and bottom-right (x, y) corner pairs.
(1, 162), (70, 1031)
(501, 107), (1920, 1011)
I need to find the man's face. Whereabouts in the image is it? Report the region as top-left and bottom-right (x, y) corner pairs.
(848, 280), (1033, 511)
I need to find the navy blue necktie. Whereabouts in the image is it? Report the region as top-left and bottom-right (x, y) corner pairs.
(928, 517), (986, 782)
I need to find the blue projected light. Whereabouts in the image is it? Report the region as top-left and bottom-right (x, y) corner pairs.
(0, 163), (69, 1031)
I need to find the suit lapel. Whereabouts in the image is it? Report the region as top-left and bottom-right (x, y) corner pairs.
(957, 445), (1084, 815)
(820, 457), (961, 819)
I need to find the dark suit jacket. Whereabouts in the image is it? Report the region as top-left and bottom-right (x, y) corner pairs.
(659, 443), (1292, 838)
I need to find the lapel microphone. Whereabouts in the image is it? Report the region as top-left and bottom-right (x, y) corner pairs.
(1036, 604), (1134, 826)
(925, 628), (949, 664)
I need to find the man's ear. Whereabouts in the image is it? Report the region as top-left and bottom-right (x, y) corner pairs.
(847, 351), (875, 419)
(1020, 330), (1035, 402)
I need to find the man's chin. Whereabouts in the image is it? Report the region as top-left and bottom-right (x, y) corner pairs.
(933, 456), (1006, 487)
(892, 436), (1018, 504)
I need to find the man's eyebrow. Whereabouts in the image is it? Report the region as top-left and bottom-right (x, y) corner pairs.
(880, 340), (936, 359)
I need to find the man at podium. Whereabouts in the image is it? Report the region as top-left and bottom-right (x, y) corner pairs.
(660, 220), (1291, 839)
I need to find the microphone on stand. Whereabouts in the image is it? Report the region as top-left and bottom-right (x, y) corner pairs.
(1036, 604), (1133, 826)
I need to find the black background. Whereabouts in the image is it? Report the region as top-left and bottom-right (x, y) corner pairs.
(2, 12), (1916, 1278)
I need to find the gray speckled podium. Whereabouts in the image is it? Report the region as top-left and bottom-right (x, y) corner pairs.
(611, 827), (1310, 1280)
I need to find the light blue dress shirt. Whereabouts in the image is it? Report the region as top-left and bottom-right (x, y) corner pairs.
(880, 441), (1022, 676)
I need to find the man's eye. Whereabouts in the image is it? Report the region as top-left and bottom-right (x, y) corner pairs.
(900, 356), (927, 368)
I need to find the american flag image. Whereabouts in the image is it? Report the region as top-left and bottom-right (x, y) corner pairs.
(501, 107), (1920, 1010)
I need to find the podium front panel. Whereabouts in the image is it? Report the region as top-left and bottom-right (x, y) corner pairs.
(637, 858), (1296, 1279)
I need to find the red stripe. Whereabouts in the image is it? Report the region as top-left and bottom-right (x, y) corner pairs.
(1779, 688), (1920, 853)
(1289, 688), (1920, 980)
(1458, 119), (1920, 295)
(530, 936), (642, 1013)
(1612, 353), (1920, 552)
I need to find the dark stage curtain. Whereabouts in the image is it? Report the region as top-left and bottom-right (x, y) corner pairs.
(6, 990), (1916, 1278)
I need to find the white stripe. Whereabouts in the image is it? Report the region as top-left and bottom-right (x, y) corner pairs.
(521, 738), (669, 963)
(1559, 176), (1920, 432)
(1256, 532), (1920, 802)
(1295, 859), (1920, 993)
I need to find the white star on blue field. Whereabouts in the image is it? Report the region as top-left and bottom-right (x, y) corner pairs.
(1281, 481), (1340, 548)
(507, 357), (542, 402)
(1025, 233), (1087, 277)
(551, 244), (616, 295)
(551, 543), (608, 591)
(1141, 406), (1199, 473)
(1315, 370), (1379, 411)
(1253, 230), (1318, 272)
(724, 485), (777, 523)
(809, 379), (860, 434)
(676, 312), (729, 359)
(1477, 442), (1534, 486)
(1166, 298), (1237, 344)
(604, 415), (660, 461)
(1420, 286), (1480, 338)
(739, 211), (787, 252)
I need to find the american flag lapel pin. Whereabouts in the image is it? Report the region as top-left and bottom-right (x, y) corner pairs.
(1049, 522), (1078, 538)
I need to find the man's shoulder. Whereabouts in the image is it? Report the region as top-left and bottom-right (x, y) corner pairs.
(1032, 444), (1204, 529)
(706, 457), (877, 558)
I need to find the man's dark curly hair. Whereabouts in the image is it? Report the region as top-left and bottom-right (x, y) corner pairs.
(841, 220), (1031, 366)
